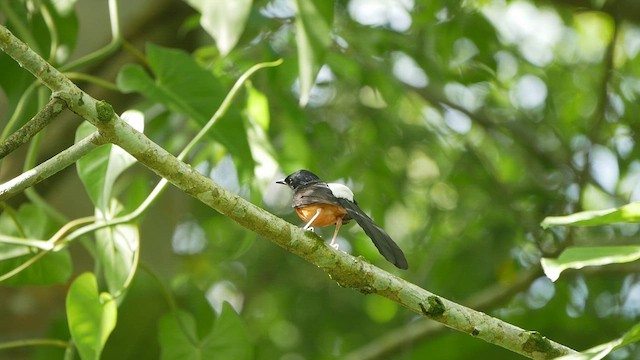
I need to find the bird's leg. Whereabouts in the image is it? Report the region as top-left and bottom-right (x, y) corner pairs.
(303, 208), (322, 231)
(329, 220), (342, 250)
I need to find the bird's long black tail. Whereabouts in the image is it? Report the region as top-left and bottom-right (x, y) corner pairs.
(338, 199), (408, 269)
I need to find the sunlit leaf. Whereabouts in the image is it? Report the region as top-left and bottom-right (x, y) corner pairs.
(541, 202), (640, 229)
(541, 246), (640, 282)
(243, 84), (278, 192)
(66, 273), (117, 360)
(196, 0), (252, 56)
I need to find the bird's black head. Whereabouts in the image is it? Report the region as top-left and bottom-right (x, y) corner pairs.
(276, 170), (321, 190)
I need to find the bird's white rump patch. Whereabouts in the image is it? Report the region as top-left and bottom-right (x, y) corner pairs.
(328, 183), (354, 201)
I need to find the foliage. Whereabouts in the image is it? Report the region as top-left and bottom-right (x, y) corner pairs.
(66, 273), (117, 360)
(2, 0), (640, 359)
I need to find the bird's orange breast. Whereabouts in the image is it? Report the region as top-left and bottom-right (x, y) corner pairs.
(295, 204), (347, 227)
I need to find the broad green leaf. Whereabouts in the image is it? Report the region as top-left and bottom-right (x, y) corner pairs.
(0, 203), (55, 239)
(116, 44), (223, 125)
(66, 273), (117, 360)
(293, 0), (334, 106)
(0, 249), (72, 286)
(116, 44), (253, 168)
(76, 112), (142, 295)
(158, 303), (252, 360)
(195, 0), (253, 56)
(0, 204), (71, 285)
(75, 111), (142, 212)
(75, 121), (110, 209)
(172, 279), (216, 336)
(204, 303), (253, 359)
(95, 200), (139, 296)
(158, 311), (200, 360)
(541, 246), (640, 282)
(541, 202), (640, 229)
(555, 322), (640, 360)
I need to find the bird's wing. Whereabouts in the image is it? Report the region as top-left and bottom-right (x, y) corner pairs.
(337, 199), (408, 270)
(292, 183), (343, 208)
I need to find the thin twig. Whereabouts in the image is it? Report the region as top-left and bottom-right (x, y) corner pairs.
(0, 98), (66, 159)
(0, 338), (68, 350)
(0, 81), (39, 142)
(0, 131), (105, 201)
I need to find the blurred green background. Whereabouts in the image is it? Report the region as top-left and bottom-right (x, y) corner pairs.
(2, 0), (640, 359)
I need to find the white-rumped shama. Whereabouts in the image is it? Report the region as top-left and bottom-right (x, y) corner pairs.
(277, 170), (408, 269)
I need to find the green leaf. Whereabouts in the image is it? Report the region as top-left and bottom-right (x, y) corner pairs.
(95, 200), (139, 296)
(158, 303), (252, 360)
(205, 303), (253, 359)
(541, 246), (640, 282)
(116, 44), (223, 124)
(75, 110), (142, 212)
(0, 204), (71, 285)
(75, 122), (111, 210)
(293, 0), (333, 106)
(0, 249), (72, 286)
(116, 44), (253, 168)
(555, 322), (640, 360)
(66, 273), (117, 360)
(196, 0), (253, 56)
(1, 203), (55, 239)
(158, 311), (200, 360)
(541, 202), (640, 229)
(75, 112), (142, 295)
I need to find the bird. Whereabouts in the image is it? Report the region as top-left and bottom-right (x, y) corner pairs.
(277, 170), (408, 269)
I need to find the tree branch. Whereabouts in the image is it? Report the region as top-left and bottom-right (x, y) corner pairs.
(0, 97), (66, 159)
(0, 25), (577, 359)
(345, 266), (544, 359)
(0, 131), (104, 201)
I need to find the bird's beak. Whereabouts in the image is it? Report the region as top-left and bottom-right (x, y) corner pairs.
(276, 179), (286, 185)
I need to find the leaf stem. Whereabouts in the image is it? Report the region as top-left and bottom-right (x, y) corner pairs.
(0, 338), (68, 350)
